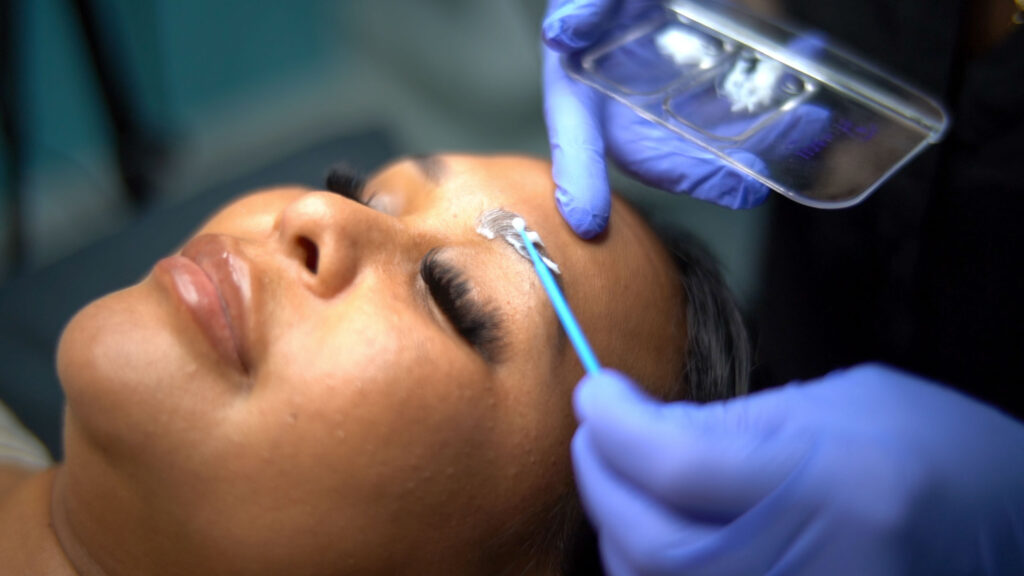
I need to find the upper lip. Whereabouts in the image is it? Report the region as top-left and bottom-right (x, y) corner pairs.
(180, 234), (254, 371)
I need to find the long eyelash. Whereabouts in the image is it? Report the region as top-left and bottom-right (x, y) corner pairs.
(325, 164), (367, 204)
(421, 249), (505, 362)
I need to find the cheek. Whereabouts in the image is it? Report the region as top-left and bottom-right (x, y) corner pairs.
(236, 301), (505, 521)
(171, 305), (535, 566)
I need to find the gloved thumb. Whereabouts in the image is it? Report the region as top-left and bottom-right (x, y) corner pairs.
(574, 369), (806, 521)
(543, 46), (612, 238)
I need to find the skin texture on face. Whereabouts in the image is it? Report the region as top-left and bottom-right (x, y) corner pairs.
(53, 154), (685, 576)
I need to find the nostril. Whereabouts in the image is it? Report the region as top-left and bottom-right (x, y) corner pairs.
(296, 236), (319, 274)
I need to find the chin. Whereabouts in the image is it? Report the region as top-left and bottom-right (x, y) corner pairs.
(56, 282), (201, 449)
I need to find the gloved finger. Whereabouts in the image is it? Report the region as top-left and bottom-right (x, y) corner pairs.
(599, 520), (784, 576)
(543, 0), (622, 52)
(740, 103), (831, 155)
(543, 45), (612, 238)
(602, 98), (771, 208)
(574, 370), (807, 520)
(787, 30), (827, 58)
(577, 424), (790, 576)
(573, 426), (720, 576)
(731, 33), (829, 154)
(598, 539), (638, 576)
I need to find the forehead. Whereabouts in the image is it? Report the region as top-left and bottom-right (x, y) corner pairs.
(371, 154), (685, 391)
(371, 154), (557, 214)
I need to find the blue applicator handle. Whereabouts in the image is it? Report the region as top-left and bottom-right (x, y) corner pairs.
(514, 220), (602, 374)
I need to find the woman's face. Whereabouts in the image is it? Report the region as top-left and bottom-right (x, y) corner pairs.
(55, 154), (684, 574)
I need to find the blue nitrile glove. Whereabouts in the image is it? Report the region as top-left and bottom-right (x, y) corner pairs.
(572, 364), (1024, 575)
(543, 0), (828, 237)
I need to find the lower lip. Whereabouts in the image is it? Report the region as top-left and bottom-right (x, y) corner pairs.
(154, 255), (244, 371)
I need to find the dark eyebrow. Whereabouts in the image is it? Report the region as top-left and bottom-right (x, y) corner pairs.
(408, 154), (447, 185)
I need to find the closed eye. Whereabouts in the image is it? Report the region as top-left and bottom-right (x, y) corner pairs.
(325, 164), (369, 205)
(420, 249), (505, 363)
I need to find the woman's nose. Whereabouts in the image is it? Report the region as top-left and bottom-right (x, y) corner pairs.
(275, 191), (393, 297)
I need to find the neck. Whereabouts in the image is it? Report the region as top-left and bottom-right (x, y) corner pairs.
(51, 467), (114, 576)
(0, 467), (79, 575)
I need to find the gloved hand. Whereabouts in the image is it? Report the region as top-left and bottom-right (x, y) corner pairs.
(572, 364), (1024, 575)
(543, 0), (828, 237)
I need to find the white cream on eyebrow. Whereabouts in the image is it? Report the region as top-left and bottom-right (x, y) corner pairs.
(475, 208), (561, 275)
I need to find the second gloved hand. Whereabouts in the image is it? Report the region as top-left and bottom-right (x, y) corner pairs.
(572, 364), (1024, 575)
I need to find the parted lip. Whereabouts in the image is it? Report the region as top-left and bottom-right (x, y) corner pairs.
(155, 234), (254, 373)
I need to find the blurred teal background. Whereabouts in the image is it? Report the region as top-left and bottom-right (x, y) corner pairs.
(2, 0), (551, 271)
(1, 0), (771, 456)
(2, 0), (769, 297)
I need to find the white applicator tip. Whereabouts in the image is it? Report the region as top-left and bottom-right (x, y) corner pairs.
(511, 217), (525, 232)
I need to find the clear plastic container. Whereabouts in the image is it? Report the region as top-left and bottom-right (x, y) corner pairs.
(562, 0), (949, 208)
